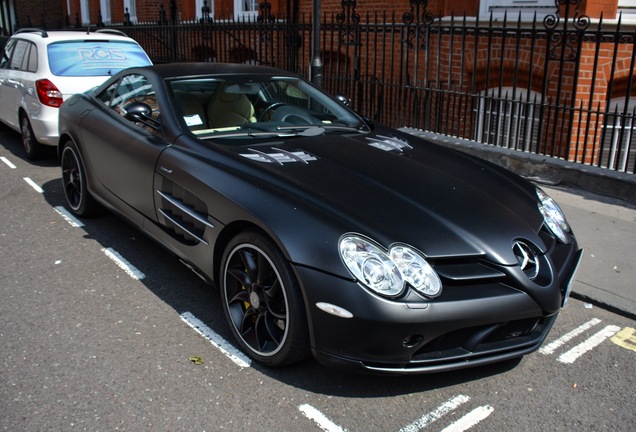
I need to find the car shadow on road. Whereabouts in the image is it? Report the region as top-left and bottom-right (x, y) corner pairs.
(0, 124), (58, 165)
(40, 176), (524, 398)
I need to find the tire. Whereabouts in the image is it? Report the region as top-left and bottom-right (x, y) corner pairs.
(20, 114), (44, 160)
(60, 140), (99, 217)
(220, 230), (310, 367)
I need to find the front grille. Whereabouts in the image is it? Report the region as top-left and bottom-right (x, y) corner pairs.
(411, 316), (548, 363)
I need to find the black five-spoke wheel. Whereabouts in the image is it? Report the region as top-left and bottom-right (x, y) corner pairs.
(61, 141), (98, 216)
(221, 231), (309, 366)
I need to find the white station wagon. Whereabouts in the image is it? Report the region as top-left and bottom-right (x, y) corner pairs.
(0, 28), (152, 159)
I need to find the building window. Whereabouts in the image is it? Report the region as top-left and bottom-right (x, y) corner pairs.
(603, 98), (636, 173)
(234, 0), (258, 20)
(479, 0), (557, 21)
(618, 0), (636, 16)
(80, 0), (90, 25)
(100, 0), (111, 25)
(476, 88), (541, 152)
(123, 0), (137, 23)
(196, 0), (214, 21)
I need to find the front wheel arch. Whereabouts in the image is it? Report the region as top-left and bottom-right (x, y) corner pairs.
(219, 228), (311, 366)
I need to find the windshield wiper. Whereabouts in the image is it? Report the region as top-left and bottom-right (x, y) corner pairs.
(277, 124), (366, 134)
(275, 125), (326, 136)
(196, 128), (290, 139)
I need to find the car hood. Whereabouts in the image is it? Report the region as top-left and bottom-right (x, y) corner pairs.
(217, 127), (546, 266)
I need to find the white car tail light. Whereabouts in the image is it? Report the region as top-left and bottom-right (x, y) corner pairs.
(35, 79), (63, 108)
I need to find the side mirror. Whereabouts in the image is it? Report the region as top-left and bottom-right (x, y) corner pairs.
(335, 94), (351, 107)
(361, 115), (375, 130)
(123, 101), (160, 131)
(124, 101), (153, 121)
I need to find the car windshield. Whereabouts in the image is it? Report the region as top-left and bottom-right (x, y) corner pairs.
(47, 41), (152, 77)
(168, 75), (368, 138)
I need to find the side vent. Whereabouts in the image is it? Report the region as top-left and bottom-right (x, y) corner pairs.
(156, 179), (213, 245)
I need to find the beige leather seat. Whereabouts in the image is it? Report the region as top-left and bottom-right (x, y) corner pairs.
(174, 91), (208, 131)
(207, 84), (256, 128)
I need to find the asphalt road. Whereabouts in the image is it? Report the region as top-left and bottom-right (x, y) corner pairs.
(1, 125), (635, 431)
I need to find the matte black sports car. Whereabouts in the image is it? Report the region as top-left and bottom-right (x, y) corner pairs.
(59, 63), (582, 374)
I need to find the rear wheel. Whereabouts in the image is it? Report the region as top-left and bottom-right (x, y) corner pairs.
(20, 114), (44, 160)
(60, 140), (99, 216)
(220, 230), (310, 367)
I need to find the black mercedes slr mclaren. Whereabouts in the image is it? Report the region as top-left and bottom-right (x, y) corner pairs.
(58, 63), (582, 374)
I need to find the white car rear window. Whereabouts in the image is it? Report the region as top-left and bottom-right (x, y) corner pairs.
(47, 41), (151, 77)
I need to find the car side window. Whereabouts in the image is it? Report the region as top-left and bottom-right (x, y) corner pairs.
(24, 43), (37, 72)
(96, 81), (120, 106)
(9, 40), (28, 71)
(0, 39), (16, 69)
(109, 73), (161, 132)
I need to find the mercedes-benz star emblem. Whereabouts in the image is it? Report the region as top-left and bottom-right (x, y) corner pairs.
(513, 241), (539, 280)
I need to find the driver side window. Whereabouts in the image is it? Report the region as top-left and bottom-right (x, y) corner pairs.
(110, 74), (159, 119)
(105, 74), (161, 133)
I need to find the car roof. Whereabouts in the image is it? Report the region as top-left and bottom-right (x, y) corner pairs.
(10, 29), (140, 45)
(142, 62), (299, 80)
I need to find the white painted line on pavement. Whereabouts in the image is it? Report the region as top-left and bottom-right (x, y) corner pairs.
(558, 325), (621, 364)
(299, 404), (349, 432)
(23, 177), (44, 193)
(102, 247), (146, 280)
(1, 156), (16, 169)
(399, 394), (471, 432)
(439, 405), (494, 432)
(540, 318), (602, 355)
(54, 206), (85, 227)
(180, 312), (251, 368)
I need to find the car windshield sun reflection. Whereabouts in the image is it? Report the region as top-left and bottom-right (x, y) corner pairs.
(170, 75), (368, 139)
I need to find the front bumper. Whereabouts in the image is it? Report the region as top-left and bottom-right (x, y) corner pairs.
(294, 243), (582, 375)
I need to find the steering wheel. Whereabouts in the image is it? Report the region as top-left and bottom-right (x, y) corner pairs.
(258, 102), (289, 121)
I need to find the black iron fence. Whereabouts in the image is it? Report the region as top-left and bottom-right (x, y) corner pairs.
(61, 2), (636, 174)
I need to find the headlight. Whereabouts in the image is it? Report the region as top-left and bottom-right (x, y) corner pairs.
(537, 188), (571, 243)
(339, 234), (442, 298)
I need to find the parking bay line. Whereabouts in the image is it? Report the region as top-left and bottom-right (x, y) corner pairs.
(439, 405), (494, 432)
(299, 404), (349, 432)
(180, 312), (251, 368)
(399, 394), (471, 432)
(54, 206), (85, 227)
(23, 177), (44, 193)
(101, 247), (146, 280)
(540, 318), (602, 355)
(558, 325), (622, 364)
(1, 156), (16, 169)
(303, 394), (487, 432)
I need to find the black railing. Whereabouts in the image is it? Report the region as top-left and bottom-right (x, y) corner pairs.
(47, 3), (636, 174)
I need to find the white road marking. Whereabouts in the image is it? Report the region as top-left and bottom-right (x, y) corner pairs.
(558, 325), (622, 364)
(399, 394), (471, 432)
(23, 177), (44, 193)
(299, 404), (349, 432)
(540, 318), (602, 355)
(1, 156), (16, 169)
(439, 405), (494, 432)
(180, 312), (251, 368)
(102, 247), (146, 280)
(54, 206), (85, 227)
